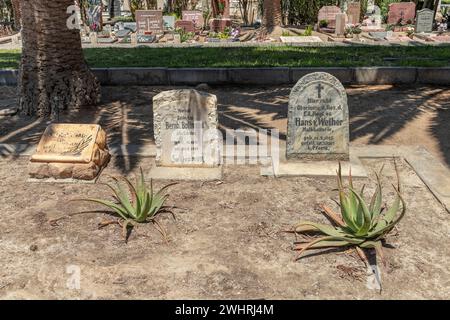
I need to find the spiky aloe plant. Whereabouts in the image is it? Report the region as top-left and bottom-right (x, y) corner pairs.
(80, 168), (175, 241)
(290, 161), (406, 265)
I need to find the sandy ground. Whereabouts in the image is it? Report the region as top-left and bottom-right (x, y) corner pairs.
(0, 157), (449, 299)
(0, 85), (449, 299)
(1, 85), (449, 168)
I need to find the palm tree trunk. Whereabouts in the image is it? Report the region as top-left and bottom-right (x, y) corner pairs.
(19, 0), (100, 117)
(262, 0), (282, 32)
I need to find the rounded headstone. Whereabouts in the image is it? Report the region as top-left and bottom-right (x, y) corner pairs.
(287, 72), (349, 160)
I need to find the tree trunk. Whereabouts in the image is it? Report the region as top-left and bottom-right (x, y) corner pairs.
(262, 0), (282, 32)
(19, 0), (100, 118)
(12, 0), (22, 30)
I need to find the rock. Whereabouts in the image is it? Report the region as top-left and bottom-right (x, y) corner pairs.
(28, 162), (50, 179)
(72, 162), (100, 180)
(48, 163), (73, 179)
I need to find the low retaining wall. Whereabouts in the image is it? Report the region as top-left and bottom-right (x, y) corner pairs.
(1, 67), (449, 86)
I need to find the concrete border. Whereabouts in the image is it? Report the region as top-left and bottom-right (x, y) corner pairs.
(1, 67), (450, 86)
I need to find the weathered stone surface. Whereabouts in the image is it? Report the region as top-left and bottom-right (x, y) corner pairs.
(29, 124), (110, 180)
(335, 13), (347, 36)
(182, 10), (204, 29)
(287, 72), (349, 160)
(72, 162), (100, 180)
(48, 163), (73, 179)
(31, 124), (99, 163)
(28, 162), (50, 179)
(415, 8), (434, 33)
(153, 89), (220, 167)
(347, 2), (361, 25)
(387, 2), (416, 25)
(318, 6), (342, 28)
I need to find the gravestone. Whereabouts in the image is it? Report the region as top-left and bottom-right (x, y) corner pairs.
(415, 8), (434, 33)
(287, 72), (349, 160)
(29, 124), (110, 180)
(347, 2), (361, 25)
(153, 90), (220, 167)
(163, 15), (175, 29)
(387, 2), (416, 25)
(175, 20), (195, 33)
(362, 5), (382, 30)
(318, 6), (342, 28)
(335, 13), (347, 36)
(280, 36), (323, 43)
(135, 10), (163, 34)
(182, 10), (204, 29)
(209, 18), (232, 32)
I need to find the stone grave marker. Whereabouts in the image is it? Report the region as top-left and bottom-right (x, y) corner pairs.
(182, 10), (204, 29)
(415, 8), (434, 33)
(362, 5), (382, 30)
(209, 18), (232, 32)
(163, 15), (175, 29)
(287, 72), (349, 160)
(29, 124), (110, 180)
(318, 6), (342, 29)
(175, 20), (195, 33)
(135, 10), (163, 34)
(387, 2), (416, 25)
(280, 36), (323, 43)
(153, 89), (220, 168)
(335, 13), (347, 36)
(347, 2), (361, 25)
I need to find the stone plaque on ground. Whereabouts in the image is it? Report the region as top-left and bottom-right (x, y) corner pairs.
(29, 124), (110, 180)
(280, 36), (323, 43)
(415, 8), (434, 33)
(318, 6), (342, 28)
(287, 72), (349, 160)
(387, 2), (416, 25)
(153, 89), (220, 167)
(175, 20), (195, 33)
(347, 2), (361, 25)
(182, 10), (204, 29)
(135, 10), (163, 34)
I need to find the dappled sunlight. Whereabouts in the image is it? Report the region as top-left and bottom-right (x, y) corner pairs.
(1, 85), (449, 169)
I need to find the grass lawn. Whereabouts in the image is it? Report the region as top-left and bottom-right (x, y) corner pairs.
(1, 45), (450, 69)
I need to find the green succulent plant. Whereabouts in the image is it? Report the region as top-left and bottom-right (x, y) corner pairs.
(290, 161), (406, 265)
(80, 168), (175, 241)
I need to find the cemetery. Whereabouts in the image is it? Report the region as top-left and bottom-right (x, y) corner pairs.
(0, 0), (449, 301)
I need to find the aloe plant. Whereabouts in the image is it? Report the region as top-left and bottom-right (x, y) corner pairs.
(80, 168), (175, 241)
(290, 161), (406, 265)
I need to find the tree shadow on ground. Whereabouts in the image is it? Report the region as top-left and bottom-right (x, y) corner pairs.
(1, 84), (449, 173)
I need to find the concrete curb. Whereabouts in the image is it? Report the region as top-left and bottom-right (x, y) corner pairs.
(1, 67), (449, 86)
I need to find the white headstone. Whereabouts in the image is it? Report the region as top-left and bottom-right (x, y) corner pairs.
(153, 89), (220, 167)
(287, 72), (349, 160)
(415, 8), (434, 33)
